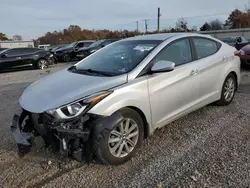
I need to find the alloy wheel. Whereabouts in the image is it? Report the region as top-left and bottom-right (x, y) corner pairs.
(108, 118), (139, 158)
(224, 77), (235, 102)
(38, 60), (48, 69)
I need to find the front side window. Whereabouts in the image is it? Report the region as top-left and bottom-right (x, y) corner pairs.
(75, 40), (162, 75)
(193, 38), (219, 59)
(76, 43), (84, 48)
(5, 49), (21, 56)
(152, 38), (192, 67)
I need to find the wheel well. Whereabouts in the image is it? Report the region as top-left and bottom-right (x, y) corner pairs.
(37, 58), (46, 62)
(127, 106), (149, 139)
(230, 71), (238, 90)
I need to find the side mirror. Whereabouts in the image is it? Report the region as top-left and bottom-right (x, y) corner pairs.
(1, 54), (6, 58)
(151, 60), (175, 73)
(237, 37), (242, 43)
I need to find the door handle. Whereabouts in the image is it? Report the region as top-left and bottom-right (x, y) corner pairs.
(16, 57), (21, 59)
(190, 69), (199, 76)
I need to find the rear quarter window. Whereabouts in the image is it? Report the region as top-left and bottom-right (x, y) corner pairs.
(193, 37), (221, 59)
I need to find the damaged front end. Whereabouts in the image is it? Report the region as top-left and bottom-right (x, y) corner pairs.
(11, 108), (123, 163)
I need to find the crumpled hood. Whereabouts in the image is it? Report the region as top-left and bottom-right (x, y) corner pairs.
(19, 68), (127, 113)
(55, 46), (72, 52)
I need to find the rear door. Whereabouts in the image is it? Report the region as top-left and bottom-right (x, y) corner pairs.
(18, 48), (37, 66)
(191, 37), (225, 103)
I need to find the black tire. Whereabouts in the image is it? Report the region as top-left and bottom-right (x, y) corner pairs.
(216, 73), (237, 106)
(95, 108), (144, 165)
(36, 59), (49, 70)
(63, 54), (71, 62)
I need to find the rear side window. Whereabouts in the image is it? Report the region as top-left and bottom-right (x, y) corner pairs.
(193, 38), (220, 59)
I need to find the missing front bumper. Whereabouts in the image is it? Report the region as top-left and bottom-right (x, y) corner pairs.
(10, 108), (123, 163)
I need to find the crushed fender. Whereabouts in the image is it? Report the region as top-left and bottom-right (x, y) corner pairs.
(10, 108), (123, 163)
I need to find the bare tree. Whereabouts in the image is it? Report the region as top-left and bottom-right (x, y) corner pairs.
(13, 35), (22, 41)
(209, 19), (223, 30)
(176, 18), (188, 31)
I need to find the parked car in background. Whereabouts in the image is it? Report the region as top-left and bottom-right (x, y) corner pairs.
(38, 44), (51, 49)
(0, 48), (54, 71)
(12, 33), (240, 165)
(218, 36), (249, 49)
(53, 40), (95, 62)
(76, 38), (121, 60)
(235, 44), (250, 68)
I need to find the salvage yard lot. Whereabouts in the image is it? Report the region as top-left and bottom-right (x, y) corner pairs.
(0, 64), (250, 188)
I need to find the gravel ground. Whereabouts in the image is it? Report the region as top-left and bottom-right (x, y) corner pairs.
(0, 64), (250, 188)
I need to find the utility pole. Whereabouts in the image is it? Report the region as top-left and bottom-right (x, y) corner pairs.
(144, 19), (149, 34)
(136, 21), (139, 33)
(157, 8), (161, 33)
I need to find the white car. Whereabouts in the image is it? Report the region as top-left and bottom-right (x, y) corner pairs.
(11, 33), (240, 165)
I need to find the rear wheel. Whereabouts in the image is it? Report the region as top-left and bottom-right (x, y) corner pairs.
(63, 54), (71, 62)
(216, 73), (237, 106)
(36, 59), (48, 70)
(96, 108), (144, 165)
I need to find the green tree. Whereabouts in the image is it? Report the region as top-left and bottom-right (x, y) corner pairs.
(0, 32), (8, 41)
(200, 22), (211, 31)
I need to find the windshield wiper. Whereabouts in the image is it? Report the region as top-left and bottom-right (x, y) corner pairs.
(83, 69), (114, 76)
(71, 66), (114, 76)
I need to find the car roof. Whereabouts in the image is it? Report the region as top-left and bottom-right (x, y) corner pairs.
(122, 33), (211, 41)
(78, 40), (96, 42)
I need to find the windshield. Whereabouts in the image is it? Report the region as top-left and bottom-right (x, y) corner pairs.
(67, 42), (77, 48)
(75, 40), (162, 75)
(88, 40), (105, 48)
(0, 49), (9, 55)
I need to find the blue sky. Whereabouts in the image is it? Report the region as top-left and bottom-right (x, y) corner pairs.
(1, 0), (249, 40)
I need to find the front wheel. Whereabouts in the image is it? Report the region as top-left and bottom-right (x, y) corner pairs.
(63, 54), (71, 62)
(36, 59), (49, 70)
(95, 108), (144, 165)
(216, 73), (237, 106)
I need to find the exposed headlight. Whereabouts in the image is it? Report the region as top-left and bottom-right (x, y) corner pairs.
(49, 54), (53, 57)
(46, 91), (112, 119)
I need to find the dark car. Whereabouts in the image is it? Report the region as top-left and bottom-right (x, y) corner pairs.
(76, 38), (121, 60)
(50, 44), (68, 52)
(0, 48), (54, 71)
(235, 44), (250, 68)
(53, 40), (95, 62)
(219, 36), (249, 49)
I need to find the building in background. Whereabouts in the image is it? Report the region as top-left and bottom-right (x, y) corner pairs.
(0, 40), (34, 48)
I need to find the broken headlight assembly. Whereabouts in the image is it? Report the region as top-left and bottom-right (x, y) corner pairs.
(46, 91), (112, 119)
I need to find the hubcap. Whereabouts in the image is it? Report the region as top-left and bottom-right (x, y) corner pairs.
(64, 55), (70, 62)
(224, 77), (235, 102)
(39, 60), (48, 69)
(108, 118), (139, 158)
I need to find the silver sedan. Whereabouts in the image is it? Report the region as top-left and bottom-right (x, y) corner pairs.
(12, 33), (241, 165)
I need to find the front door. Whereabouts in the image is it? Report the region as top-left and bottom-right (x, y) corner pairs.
(147, 38), (200, 128)
(0, 49), (22, 69)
